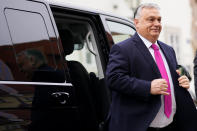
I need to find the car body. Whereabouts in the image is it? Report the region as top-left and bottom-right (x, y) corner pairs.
(0, 0), (136, 130)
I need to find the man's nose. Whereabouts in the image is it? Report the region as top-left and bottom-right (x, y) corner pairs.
(154, 20), (161, 26)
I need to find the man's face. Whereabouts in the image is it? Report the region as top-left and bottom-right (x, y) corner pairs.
(17, 54), (34, 78)
(134, 8), (162, 43)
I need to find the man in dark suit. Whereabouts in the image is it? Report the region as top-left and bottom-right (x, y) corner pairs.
(106, 3), (197, 131)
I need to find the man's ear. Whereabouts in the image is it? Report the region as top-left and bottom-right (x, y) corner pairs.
(134, 19), (138, 26)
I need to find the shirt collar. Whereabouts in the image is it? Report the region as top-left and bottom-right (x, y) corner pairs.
(137, 33), (159, 49)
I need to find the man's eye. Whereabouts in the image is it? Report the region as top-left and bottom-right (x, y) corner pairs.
(148, 18), (154, 22)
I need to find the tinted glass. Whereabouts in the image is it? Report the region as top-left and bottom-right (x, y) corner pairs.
(4, 9), (65, 82)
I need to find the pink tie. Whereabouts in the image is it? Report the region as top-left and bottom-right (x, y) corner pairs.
(151, 44), (172, 118)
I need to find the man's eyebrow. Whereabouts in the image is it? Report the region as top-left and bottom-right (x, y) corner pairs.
(146, 16), (161, 19)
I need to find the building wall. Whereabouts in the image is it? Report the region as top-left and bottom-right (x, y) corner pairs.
(190, 0), (197, 99)
(190, 0), (197, 52)
(50, 0), (134, 18)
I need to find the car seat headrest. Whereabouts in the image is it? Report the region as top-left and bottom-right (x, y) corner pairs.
(59, 29), (74, 55)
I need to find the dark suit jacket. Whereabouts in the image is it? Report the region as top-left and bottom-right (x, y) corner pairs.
(193, 51), (197, 98)
(106, 33), (197, 131)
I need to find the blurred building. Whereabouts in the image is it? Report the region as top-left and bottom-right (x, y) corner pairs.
(190, 0), (197, 53)
(190, 0), (197, 100)
(124, 0), (141, 16)
(51, 0), (137, 18)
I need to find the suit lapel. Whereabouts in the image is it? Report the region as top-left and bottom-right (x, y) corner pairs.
(133, 33), (161, 77)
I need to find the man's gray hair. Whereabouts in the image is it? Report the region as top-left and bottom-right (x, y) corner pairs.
(134, 3), (160, 19)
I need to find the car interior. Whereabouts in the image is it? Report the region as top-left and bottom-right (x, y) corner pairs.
(54, 15), (111, 130)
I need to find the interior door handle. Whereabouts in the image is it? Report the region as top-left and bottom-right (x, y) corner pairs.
(51, 92), (70, 104)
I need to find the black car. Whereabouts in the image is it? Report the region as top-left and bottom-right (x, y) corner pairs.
(0, 0), (135, 130)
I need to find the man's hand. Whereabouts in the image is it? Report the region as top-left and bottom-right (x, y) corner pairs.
(176, 70), (190, 89)
(151, 79), (169, 95)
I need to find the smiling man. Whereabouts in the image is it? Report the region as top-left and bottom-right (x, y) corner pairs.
(106, 3), (197, 131)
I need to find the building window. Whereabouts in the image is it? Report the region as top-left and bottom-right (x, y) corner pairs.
(164, 26), (181, 61)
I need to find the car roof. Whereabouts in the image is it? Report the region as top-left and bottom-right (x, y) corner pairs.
(41, 0), (133, 23)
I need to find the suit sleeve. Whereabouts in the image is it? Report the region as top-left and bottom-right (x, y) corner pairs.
(106, 44), (151, 101)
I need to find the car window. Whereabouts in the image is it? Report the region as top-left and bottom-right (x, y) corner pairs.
(54, 16), (103, 78)
(106, 20), (135, 44)
(3, 8), (65, 82)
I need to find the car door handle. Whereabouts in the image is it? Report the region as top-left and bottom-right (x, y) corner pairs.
(51, 92), (70, 104)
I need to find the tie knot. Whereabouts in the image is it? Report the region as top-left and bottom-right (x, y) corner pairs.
(151, 44), (159, 50)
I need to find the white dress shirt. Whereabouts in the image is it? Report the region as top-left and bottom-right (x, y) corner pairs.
(138, 34), (176, 128)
